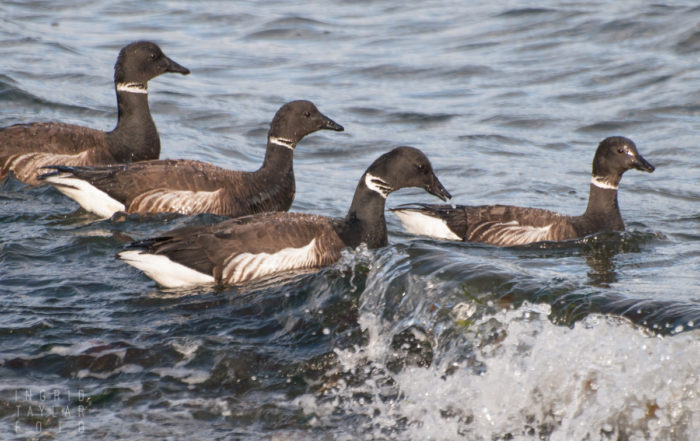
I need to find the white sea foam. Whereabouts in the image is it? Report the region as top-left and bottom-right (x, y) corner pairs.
(295, 303), (700, 440)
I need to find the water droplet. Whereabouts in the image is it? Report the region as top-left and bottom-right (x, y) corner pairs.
(452, 302), (476, 320)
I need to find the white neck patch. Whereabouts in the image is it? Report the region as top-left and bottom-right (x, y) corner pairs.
(364, 173), (393, 198)
(591, 176), (618, 190)
(116, 82), (148, 94)
(269, 137), (296, 150)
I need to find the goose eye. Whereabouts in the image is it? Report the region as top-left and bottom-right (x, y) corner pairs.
(617, 148), (625, 154)
(304, 111), (311, 118)
(149, 52), (157, 60)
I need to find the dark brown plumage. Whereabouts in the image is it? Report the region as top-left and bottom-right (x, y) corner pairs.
(133, 212), (347, 284)
(40, 100), (344, 218)
(118, 146), (451, 288)
(1, 41), (189, 185)
(392, 136), (655, 246)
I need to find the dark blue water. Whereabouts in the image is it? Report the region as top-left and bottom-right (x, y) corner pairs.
(1, 1), (699, 439)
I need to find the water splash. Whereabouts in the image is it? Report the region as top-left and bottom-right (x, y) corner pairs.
(298, 301), (699, 440)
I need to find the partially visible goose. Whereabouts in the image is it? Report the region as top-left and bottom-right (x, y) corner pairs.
(118, 146), (451, 288)
(0, 41), (190, 185)
(40, 100), (343, 218)
(392, 136), (654, 246)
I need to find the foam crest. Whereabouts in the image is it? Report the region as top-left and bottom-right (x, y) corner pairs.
(298, 302), (699, 440)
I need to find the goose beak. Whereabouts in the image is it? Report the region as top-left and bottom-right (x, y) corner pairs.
(427, 175), (452, 201)
(320, 113), (344, 132)
(633, 153), (655, 173)
(164, 56), (191, 75)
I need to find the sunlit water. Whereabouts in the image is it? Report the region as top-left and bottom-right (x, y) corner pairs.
(1, 1), (698, 439)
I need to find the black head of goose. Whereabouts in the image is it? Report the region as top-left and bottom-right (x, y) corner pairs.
(39, 100), (343, 219)
(391, 136), (655, 247)
(117, 146), (451, 288)
(0, 41), (189, 186)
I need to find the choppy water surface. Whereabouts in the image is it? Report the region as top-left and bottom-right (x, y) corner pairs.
(1, 1), (699, 439)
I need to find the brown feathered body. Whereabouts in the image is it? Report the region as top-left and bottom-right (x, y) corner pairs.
(392, 136), (655, 246)
(1, 41), (189, 185)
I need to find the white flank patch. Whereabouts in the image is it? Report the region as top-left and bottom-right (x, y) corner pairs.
(44, 173), (125, 218)
(590, 176), (618, 190)
(118, 250), (215, 288)
(9, 150), (91, 185)
(393, 209), (461, 241)
(364, 173), (392, 198)
(269, 137), (296, 150)
(116, 82), (148, 94)
(222, 238), (319, 285)
(128, 189), (223, 215)
(473, 220), (554, 246)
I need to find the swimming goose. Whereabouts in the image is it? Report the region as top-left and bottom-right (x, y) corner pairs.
(1, 41), (190, 185)
(118, 146), (451, 288)
(392, 136), (654, 246)
(40, 100), (343, 218)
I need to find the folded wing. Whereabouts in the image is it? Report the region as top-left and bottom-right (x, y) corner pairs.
(120, 212), (345, 287)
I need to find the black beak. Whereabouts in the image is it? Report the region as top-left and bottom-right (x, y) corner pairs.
(164, 56), (190, 75)
(633, 153), (655, 173)
(427, 175), (452, 201)
(320, 113), (344, 132)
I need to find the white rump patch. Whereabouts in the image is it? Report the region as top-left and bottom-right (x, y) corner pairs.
(472, 220), (554, 246)
(128, 189), (223, 215)
(590, 176), (618, 190)
(44, 173), (125, 218)
(364, 173), (392, 198)
(222, 238), (319, 285)
(116, 82), (148, 94)
(118, 250), (215, 288)
(269, 137), (296, 150)
(393, 209), (461, 241)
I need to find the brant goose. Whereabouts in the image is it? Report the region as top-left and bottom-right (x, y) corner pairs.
(0, 41), (189, 185)
(392, 136), (655, 246)
(118, 146), (451, 288)
(40, 100), (343, 218)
